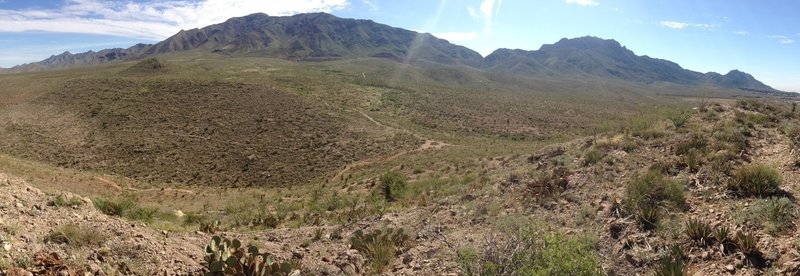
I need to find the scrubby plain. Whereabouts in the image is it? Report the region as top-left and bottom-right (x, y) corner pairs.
(1, 53), (799, 275)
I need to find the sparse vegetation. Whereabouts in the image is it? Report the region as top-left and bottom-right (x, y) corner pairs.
(625, 170), (686, 229)
(457, 218), (602, 276)
(740, 197), (796, 234)
(44, 224), (105, 248)
(582, 149), (604, 166)
(350, 228), (410, 273)
(655, 245), (687, 276)
(729, 164), (782, 197)
(52, 194), (84, 208)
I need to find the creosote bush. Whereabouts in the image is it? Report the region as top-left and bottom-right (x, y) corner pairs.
(729, 164), (781, 197)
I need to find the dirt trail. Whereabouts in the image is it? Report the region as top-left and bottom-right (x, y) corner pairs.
(331, 110), (452, 181)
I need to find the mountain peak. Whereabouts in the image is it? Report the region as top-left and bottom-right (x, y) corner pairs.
(543, 36), (623, 51)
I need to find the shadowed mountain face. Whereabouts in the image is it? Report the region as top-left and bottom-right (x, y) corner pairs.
(483, 36), (777, 91)
(1, 13), (483, 72)
(145, 13), (484, 66)
(0, 14), (779, 92)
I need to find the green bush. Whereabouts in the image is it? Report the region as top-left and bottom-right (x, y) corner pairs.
(457, 218), (602, 276)
(625, 170), (685, 230)
(582, 149), (604, 166)
(729, 164), (781, 197)
(740, 197), (796, 234)
(94, 196), (169, 223)
(52, 194), (84, 207)
(379, 172), (406, 202)
(625, 170), (686, 211)
(93, 197), (137, 217)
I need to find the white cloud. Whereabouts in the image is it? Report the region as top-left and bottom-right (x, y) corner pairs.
(565, 0), (599, 7)
(734, 31), (749, 35)
(0, 0), (350, 40)
(432, 32), (480, 42)
(768, 35), (794, 44)
(660, 21), (689, 29)
(468, 0), (503, 33)
(659, 21), (719, 31)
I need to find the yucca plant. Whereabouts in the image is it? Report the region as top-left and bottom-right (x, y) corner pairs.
(715, 226), (735, 254)
(684, 219), (713, 246)
(636, 204), (660, 230)
(734, 232), (758, 256)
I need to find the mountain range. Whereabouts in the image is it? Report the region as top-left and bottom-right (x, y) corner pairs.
(0, 12), (778, 92)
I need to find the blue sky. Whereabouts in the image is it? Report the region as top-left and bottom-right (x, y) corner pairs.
(0, 0), (798, 91)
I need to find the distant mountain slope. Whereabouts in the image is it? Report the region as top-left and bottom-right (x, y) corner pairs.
(144, 13), (483, 66)
(483, 36), (777, 91)
(0, 14), (780, 92)
(1, 13), (482, 72)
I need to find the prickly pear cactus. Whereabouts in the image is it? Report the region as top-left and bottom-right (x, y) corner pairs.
(204, 236), (299, 276)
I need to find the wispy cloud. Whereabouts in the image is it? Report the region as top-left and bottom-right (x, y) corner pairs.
(0, 0), (350, 40)
(362, 0), (378, 11)
(432, 32), (480, 42)
(660, 21), (688, 29)
(659, 21), (718, 30)
(734, 31), (749, 35)
(468, 0), (503, 33)
(768, 35), (794, 44)
(565, 0), (599, 7)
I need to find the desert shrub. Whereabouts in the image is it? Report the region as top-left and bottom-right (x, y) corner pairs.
(379, 172), (406, 202)
(625, 170), (685, 229)
(735, 111), (776, 128)
(674, 133), (707, 155)
(94, 197), (171, 223)
(44, 224), (106, 248)
(681, 149), (701, 173)
(625, 170), (686, 211)
(457, 217), (602, 276)
(740, 197), (796, 234)
(350, 228), (410, 273)
(93, 197), (138, 217)
(655, 245), (687, 276)
(52, 194), (84, 208)
(729, 164), (781, 197)
(526, 167), (571, 197)
(712, 128), (749, 155)
(582, 149), (604, 166)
